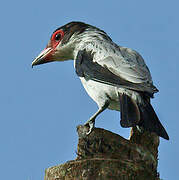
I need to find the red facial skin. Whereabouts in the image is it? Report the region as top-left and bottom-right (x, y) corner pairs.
(51, 29), (64, 49)
(32, 29), (65, 66)
(44, 30), (65, 62)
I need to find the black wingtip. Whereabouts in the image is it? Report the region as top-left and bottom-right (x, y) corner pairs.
(161, 131), (169, 140)
(165, 135), (169, 140)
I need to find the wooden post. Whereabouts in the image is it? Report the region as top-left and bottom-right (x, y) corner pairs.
(44, 125), (160, 180)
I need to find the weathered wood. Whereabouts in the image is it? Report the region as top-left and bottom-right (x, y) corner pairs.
(44, 125), (160, 180)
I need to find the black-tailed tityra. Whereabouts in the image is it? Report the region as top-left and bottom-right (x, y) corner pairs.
(32, 22), (169, 140)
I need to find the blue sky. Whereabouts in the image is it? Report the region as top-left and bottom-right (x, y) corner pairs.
(0, 0), (178, 179)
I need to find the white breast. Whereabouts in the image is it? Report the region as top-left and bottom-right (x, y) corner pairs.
(80, 76), (143, 111)
(80, 77), (121, 111)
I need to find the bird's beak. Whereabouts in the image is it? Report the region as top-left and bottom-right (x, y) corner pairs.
(32, 47), (53, 68)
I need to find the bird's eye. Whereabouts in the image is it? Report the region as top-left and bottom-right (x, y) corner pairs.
(55, 33), (61, 41)
(52, 30), (64, 42)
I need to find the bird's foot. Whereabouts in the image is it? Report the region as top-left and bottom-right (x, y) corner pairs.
(136, 125), (143, 133)
(84, 120), (95, 135)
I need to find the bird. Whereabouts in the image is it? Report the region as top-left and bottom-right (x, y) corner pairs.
(32, 21), (169, 140)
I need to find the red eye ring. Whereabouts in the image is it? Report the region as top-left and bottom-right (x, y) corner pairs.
(51, 30), (64, 49)
(51, 30), (64, 42)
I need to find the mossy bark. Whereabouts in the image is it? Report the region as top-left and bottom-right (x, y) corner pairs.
(44, 126), (160, 180)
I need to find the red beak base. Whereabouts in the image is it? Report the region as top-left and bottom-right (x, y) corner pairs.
(32, 47), (54, 67)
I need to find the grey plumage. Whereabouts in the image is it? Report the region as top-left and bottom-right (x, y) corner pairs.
(32, 21), (169, 140)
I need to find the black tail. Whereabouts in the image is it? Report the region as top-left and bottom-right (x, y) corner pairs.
(138, 100), (169, 140)
(119, 94), (140, 128)
(119, 93), (169, 140)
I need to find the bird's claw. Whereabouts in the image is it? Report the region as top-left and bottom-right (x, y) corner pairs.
(136, 125), (143, 133)
(84, 120), (95, 135)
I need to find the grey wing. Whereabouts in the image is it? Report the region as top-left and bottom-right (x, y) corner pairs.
(96, 47), (158, 94)
(75, 49), (158, 97)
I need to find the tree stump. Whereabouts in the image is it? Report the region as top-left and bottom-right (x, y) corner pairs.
(44, 125), (160, 180)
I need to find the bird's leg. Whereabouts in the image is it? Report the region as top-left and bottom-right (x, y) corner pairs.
(84, 100), (110, 135)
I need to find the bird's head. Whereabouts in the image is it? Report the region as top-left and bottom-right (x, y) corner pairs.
(32, 21), (109, 67)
